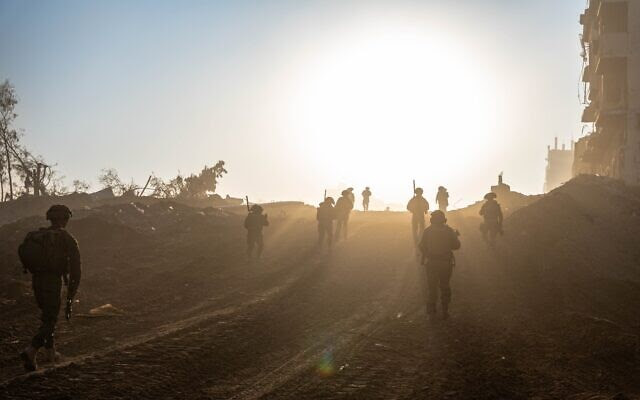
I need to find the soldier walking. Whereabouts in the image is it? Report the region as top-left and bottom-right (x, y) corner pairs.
(361, 187), (372, 211)
(407, 187), (430, 245)
(479, 192), (503, 246)
(419, 210), (461, 321)
(317, 197), (335, 250)
(436, 186), (449, 212)
(346, 187), (356, 206)
(334, 190), (354, 241)
(19, 205), (81, 371)
(245, 204), (269, 259)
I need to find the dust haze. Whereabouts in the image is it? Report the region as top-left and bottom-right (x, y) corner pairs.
(1, 1), (640, 399)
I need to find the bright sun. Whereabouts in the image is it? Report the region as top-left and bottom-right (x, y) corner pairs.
(287, 25), (498, 205)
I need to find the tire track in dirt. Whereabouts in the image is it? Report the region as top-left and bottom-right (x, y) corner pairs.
(5, 211), (597, 399)
(0, 244), (321, 399)
(252, 258), (424, 400)
(221, 254), (419, 400)
(253, 213), (535, 400)
(197, 215), (422, 400)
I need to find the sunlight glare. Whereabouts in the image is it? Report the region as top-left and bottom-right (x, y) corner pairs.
(287, 25), (498, 205)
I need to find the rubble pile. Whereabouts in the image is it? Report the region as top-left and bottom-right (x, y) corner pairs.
(505, 175), (640, 282)
(502, 175), (640, 336)
(0, 200), (243, 298)
(0, 192), (243, 227)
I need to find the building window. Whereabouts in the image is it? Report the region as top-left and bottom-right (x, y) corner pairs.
(601, 2), (628, 33)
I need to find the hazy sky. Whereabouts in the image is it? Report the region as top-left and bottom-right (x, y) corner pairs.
(0, 0), (585, 208)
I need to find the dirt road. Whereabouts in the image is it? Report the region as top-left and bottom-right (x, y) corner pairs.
(1, 208), (638, 399)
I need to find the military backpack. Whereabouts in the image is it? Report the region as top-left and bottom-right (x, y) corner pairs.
(19, 229), (66, 275)
(424, 226), (454, 258)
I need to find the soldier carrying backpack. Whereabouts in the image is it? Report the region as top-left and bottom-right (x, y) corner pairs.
(407, 187), (430, 246)
(244, 204), (269, 259)
(18, 204), (81, 371)
(479, 192), (503, 246)
(419, 210), (461, 321)
(317, 196), (335, 250)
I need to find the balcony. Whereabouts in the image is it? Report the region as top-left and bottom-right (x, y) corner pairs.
(582, 63), (592, 82)
(582, 104), (598, 123)
(588, 75), (602, 102)
(597, 1), (628, 33)
(595, 33), (628, 73)
(596, 55), (626, 75)
(596, 109), (626, 127)
(597, 32), (628, 57)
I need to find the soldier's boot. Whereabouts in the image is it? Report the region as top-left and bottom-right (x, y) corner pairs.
(20, 346), (38, 372)
(42, 347), (61, 363)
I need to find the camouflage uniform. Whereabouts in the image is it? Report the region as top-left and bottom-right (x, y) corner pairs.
(334, 194), (353, 241)
(31, 227), (81, 350)
(479, 198), (503, 243)
(361, 188), (372, 211)
(436, 188), (449, 212)
(316, 199), (335, 248)
(407, 195), (429, 244)
(244, 211), (269, 258)
(419, 220), (460, 317)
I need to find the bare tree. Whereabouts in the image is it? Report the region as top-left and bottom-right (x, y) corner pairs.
(98, 168), (138, 196)
(149, 161), (227, 199)
(0, 80), (60, 199)
(181, 161), (227, 198)
(72, 179), (90, 193)
(98, 168), (123, 193)
(0, 80), (18, 200)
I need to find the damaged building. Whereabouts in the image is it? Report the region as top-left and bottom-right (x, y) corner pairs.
(545, 138), (574, 192)
(577, 0), (640, 184)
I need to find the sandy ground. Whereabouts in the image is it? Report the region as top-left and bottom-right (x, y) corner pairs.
(0, 193), (639, 399)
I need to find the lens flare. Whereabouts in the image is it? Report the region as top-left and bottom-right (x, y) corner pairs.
(316, 348), (335, 377)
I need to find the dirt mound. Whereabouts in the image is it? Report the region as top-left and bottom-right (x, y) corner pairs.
(505, 175), (640, 282)
(499, 175), (640, 340)
(0, 200), (240, 283)
(458, 189), (539, 220)
(0, 193), (244, 228)
(0, 193), (95, 226)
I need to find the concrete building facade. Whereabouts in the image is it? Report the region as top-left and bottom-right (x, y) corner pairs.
(577, 0), (640, 184)
(545, 138), (574, 192)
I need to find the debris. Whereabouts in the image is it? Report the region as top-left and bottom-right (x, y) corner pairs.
(88, 304), (125, 317)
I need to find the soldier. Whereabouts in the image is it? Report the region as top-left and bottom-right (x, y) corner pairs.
(19, 205), (81, 371)
(244, 204), (269, 259)
(407, 187), (430, 245)
(419, 210), (461, 321)
(361, 187), (372, 211)
(346, 187), (356, 206)
(334, 190), (354, 241)
(317, 197), (335, 249)
(479, 192), (503, 246)
(436, 186), (449, 212)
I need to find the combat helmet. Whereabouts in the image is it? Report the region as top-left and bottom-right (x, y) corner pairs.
(430, 210), (447, 224)
(46, 205), (72, 221)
